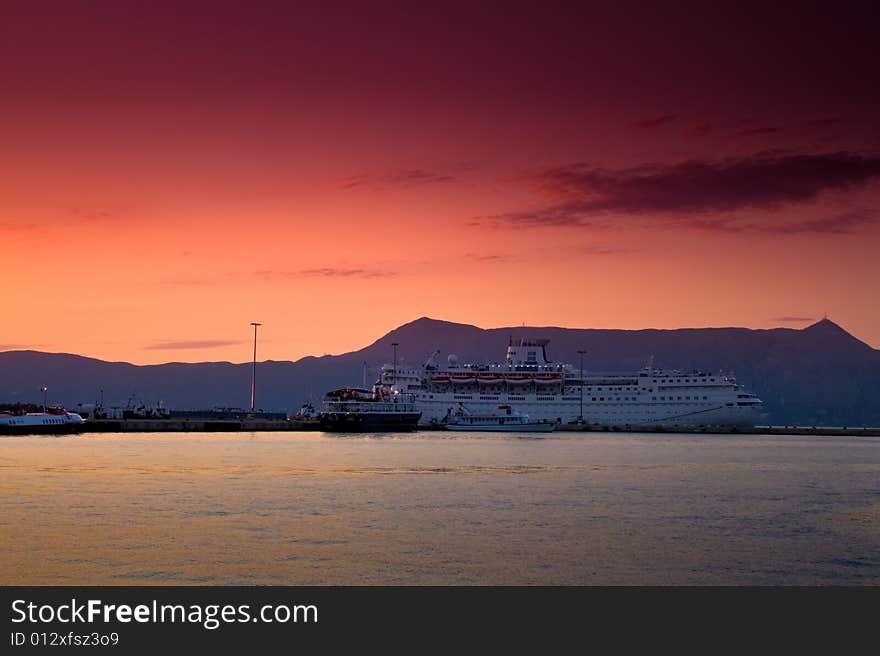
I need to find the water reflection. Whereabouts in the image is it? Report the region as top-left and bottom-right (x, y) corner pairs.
(1, 431), (878, 584)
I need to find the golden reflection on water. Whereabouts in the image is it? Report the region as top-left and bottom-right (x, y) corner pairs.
(1, 431), (879, 585)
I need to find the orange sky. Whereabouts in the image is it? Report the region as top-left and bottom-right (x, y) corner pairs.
(2, 2), (879, 363)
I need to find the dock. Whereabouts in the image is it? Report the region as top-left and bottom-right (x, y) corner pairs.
(83, 418), (319, 432)
(74, 420), (880, 436)
(552, 423), (880, 437)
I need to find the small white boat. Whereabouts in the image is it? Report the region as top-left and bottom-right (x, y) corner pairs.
(441, 404), (555, 432)
(0, 408), (86, 435)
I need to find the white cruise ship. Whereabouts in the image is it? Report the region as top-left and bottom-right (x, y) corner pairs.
(377, 338), (763, 428)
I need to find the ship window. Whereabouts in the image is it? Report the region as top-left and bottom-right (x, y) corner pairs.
(652, 397), (656, 401)
(599, 397), (604, 401)
(703, 396), (708, 400)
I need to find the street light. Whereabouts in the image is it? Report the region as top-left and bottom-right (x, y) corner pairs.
(250, 322), (261, 413)
(391, 342), (399, 389)
(577, 350), (587, 423)
(41, 386), (48, 412)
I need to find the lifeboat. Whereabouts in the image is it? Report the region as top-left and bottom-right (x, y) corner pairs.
(477, 376), (503, 384)
(450, 375), (477, 384)
(432, 375), (451, 383)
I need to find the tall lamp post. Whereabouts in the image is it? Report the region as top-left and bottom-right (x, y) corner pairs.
(577, 350), (587, 423)
(41, 386), (48, 412)
(391, 342), (399, 390)
(250, 322), (261, 413)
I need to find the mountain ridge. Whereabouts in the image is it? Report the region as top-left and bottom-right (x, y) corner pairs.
(2, 317), (878, 425)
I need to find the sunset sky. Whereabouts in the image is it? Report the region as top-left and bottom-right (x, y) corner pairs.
(2, 1), (879, 363)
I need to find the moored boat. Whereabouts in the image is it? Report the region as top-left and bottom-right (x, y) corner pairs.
(319, 388), (421, 432)
(0, 407), (86, 435)
(378, 338), (764, 428)
(440, 404), (555, 432)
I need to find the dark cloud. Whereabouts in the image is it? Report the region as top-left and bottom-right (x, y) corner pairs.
(293, 268), (395, 279)
(632, 115), (678, 129)
(685, 123), (712, 137)
(480, 206), (609, 229)
(342, 169), (456, 190)
(684, 210), (874, 235)
(734, 126), (782, 137)
(145, 340), (246, 350)
(464, 253), (509, 263)
(763, 210), (874, 234)
(486, 152), (880, 231)
(580, 245), (634, 255)
(0, 222), (39, 233)
(70, 209), (116, 221)
(773, 316), (814, 323)
(808, 117), (843, 128)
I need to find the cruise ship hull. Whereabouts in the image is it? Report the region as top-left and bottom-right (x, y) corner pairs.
(416, 399), (761, 428)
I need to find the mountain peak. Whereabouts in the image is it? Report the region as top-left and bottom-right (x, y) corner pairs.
(800, 316), (875, 352)
(803, 317), (846, 334)
(383, 316), (479, 336)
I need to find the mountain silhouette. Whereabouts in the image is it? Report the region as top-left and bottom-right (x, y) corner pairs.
(2, 317), (878, 425)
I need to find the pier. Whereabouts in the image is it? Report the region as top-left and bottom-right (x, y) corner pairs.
(552, 423), (880, 437)
(83, 418), (318, 432)
(73, 420), (880, 436)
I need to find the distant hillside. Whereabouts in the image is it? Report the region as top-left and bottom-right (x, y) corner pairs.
(2, 317), (879, 425)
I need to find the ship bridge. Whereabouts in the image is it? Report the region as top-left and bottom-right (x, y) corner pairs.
(506, 338), (551, 366)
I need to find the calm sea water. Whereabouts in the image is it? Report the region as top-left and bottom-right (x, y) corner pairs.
(1, 431), (878, 585)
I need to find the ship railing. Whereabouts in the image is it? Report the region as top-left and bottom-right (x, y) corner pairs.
(323, 401), (418, 413)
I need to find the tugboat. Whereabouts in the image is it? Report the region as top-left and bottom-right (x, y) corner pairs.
(0, 406), (86, 435)
(440, 403), (555, 432)
(319, 387), (421, 432)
